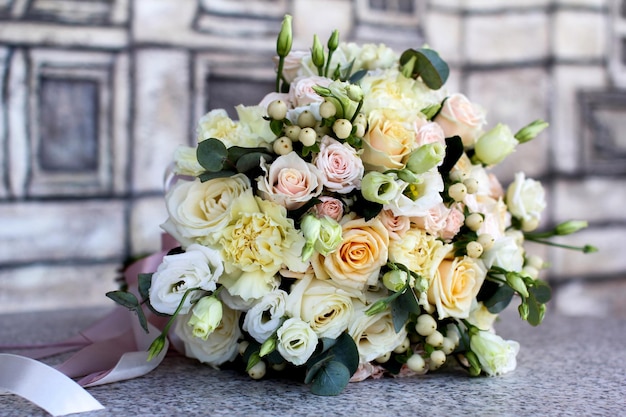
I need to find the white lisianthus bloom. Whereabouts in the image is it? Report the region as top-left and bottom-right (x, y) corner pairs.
(285, 274), (355, 339)
(160, 175), (251, 248)
(149, 244), (224, 315)
(276, 317), (318, 366)
(482, 234), (525, 272)
(172, 145), (204, 177)
(470, 330), (520, 376)
(386, 170), (444, 218)
(506, 172), (546, 225)
(348, 299), (408, 363)
(242, 290), (288, 343)
(175, 303), (242, 369)
(187, 296), (223, 340)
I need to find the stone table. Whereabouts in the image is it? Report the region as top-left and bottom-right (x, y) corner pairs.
(1, 307), (625, 417)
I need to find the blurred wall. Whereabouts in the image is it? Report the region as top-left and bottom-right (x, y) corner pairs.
(0, 0), (624, 316)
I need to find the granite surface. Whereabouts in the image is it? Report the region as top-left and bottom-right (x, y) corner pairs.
(1, 307), (625, 417)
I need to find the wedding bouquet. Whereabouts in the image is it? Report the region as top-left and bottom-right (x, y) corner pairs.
(108, 15), (593, 395)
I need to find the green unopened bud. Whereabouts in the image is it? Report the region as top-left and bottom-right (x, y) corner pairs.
(518, 303), (529, 321)
(147, 335), (166, 361)
(382, 270), (408, 292)
(421, 103), (441, 120)
(474, 124), (518, 166)
(300, 214), (322, 261)
(396, 169), (420, 184)
(514, 119), (549, 143)
(315, 216), (343, 256)
(187, 296), (223, 340)
(311, 34), (325, 70)
(259, 336), (277, 357)
(405, 142), (446, 175)
(361, 172), (400, 204)
(365, 299), (388, 316)
(327, 29), (339, 51)
(506, 272), (529, 298)
(555, 220), (588, 236)
(583, 245), (598, 254)
(346, 85), (363, 102)
(465, 351), (482, 377)
(276, 14), (293, 58)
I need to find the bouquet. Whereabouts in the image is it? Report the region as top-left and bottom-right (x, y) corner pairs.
(108, 15), (594, 396)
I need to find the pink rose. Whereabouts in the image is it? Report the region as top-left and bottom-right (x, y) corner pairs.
(314, 136), (364, 193)
(349, 362), (386, 382)
(415, 121), (446, 147)
(313, 196), (344, 221)
(434, 94), (486, 147)
(257, 151), (324, 210)
(289, 76), (331, 107)
(412, 203), (464, 242)
(377, 209), (410, 240)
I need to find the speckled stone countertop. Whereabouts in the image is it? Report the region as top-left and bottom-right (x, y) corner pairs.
(1, 307), (625, 417)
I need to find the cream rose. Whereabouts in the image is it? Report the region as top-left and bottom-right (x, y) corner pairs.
(311, 214), (389, 292)
(276, 317), (318, 366)
(149, 244), (224, 315)
(435, 94), (486, 147)
(348, 299), (408, 363)
(506, 172), (546, 224)
(314, 136), (364, 194)
(285, 274), (355, 339)
(174, 302), (242, 368)
(160, 175), (251, 248)
(361, 109), (416, 171)
(470, 330), (520, 376)
(257, 151), (324, 210)
(428, 256), (487, 319)
(242, 290), (288, 343)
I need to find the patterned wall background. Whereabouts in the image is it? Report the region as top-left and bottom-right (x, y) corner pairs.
(1, 0), (624, 317)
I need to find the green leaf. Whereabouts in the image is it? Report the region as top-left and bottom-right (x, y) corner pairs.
(400, 48), (450, 90)
(484, 284), (515, 314)
(196, 138), (228, 172)
(138, 273), (153, 301)
(106, 290), (139, 309)
(227, 146), (273, 162)
(328, 333), (359, 375)
(526, 292), (546, 326)
(438, 135), (463, 176)
(529, 280), (552, 304)
(348, 69), (367, 84)
(391, 289), (420, 333)
(304, 355), (333, 384)
(235, 152), (273, 173)
(135, 307), (149, 333)
(269, 119), (284, 136)
(309, 361), (351, 396)
(198, 170), (238, 182)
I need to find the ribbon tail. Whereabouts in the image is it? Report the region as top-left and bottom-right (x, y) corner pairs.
(0, 353), (104, 416)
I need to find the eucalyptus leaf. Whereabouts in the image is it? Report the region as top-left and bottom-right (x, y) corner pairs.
(236, 152), (273, 173)
(484, 284), (515, 314)
(327, 333), (359, 375)
(309, 361), (351, 396)
(304, 355), (333, 385)
(391, 289), (421, 333)
(227, 145), (273, 162)
(106, 290), (139, 309)
(414, 48), (449, 90)
(348, 69), (367, 84)
(197, 138), (228, 172)
(198, 170), (238, 182)
(529, 280), (552, 304)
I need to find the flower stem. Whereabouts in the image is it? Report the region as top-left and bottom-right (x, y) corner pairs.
(276, 56), (285, 92)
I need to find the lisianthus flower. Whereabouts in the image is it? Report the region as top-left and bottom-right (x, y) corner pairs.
(470, 330), (520, 376)
(276, 317), (318, 366)
(242, 289), (288, 343)
(385, 170), (444, 218)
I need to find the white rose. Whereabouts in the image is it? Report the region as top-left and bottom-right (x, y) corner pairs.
(242, 290), (288, 343)
(288, 75), (330, 107)
(149, 244), (224, 315)
(470, 330), (520, 376)
(285, 274), (355, 339)
(482, 234), (524, 272)
(256, 151), (325, 210)
(314, 136), (364, 194)
(348, 299), (408, 363)
(506, 172), (546, 224)
(276, 317), (318, 366)
(174, 302), (242, 368)
(160, 175), (250, 248)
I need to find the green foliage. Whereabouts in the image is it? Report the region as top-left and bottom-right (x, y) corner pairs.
(305, 333), (359, 396)
(391, 288), (421, 332)
(106, 290), (149, 333)
(483, 284), (515, 314)
(197, 138), (228, 172)
(438, 135), (464, 176)
(400, 48), (450, 90)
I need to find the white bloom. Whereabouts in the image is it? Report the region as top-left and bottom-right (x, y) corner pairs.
(276, 317), (318, 366)
(149, 244), (224, 315)
(386, 170), (444, 218)
(482, 234), (524, 272)
(506, 172), (546, 224)
(175, 302), (242, 369)
(288, 75), (330, 107)
(242, 290), (288, 343)
(470, 330), (520, 376)
(172, 145), (204, 177)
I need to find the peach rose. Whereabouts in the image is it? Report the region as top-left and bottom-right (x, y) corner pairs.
(428, 256), (487, 319)
(361, 109), (416, 171)
(311, 213), (389, 291)
(257, 151), (324, 210)
(435, 94), (486, 147)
